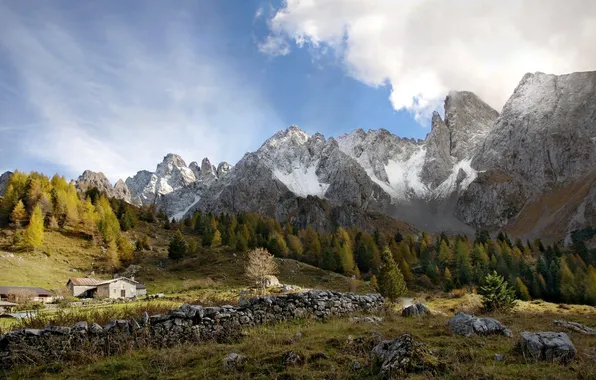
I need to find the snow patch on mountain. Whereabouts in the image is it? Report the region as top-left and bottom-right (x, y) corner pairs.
(272, 161), (329, 197)
(385, 147), (428, 199)
(434, 159), (477, 197)
(172, 195), (201, 221)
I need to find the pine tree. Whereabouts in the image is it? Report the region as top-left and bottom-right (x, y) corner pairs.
(479, 271), (516, 312)
(212, 229), (222, 247)
(453, 240), (472, 286)
(515, 277), (531, 301)
(96, 196), (120, 245)
(378, 247), (407, 300)
(168, 230), (187, 260)
(560, 259), (577, 303)
(267, 233), (289, 257)
(438, 240), (451, 267)
(287, 234), (303, 258)
(23, 204), (44, 250)
(10, 200), (27, 228)
(399, 258), (413, 283)
(370, 275), (379, 291)
(235, 234), (248, 252)
(444, 267), (454, 291)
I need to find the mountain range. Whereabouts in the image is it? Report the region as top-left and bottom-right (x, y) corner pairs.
(2, 71), (594, 241)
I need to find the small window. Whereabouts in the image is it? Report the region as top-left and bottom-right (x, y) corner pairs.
(113, 289), (116, 293)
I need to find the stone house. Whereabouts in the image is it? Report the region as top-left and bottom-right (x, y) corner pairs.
(0, 286), (54, 303)
(66, 277), (144, 299)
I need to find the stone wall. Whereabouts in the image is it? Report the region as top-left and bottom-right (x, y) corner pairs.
(0, 290), (384, 369)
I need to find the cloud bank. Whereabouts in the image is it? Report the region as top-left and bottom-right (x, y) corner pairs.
(261, 0), (596, 119)
(0, 2), (280, 182)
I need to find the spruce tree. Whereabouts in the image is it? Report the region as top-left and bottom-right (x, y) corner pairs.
(479, 271), (516, 312)
(378, 247), (407, 300)
(23, 204), (44, 250)
(168, 230), (187, 260)
(287, 234), (303, 258)
(585, 266), (596, 306)
(212, 229), (222, 247)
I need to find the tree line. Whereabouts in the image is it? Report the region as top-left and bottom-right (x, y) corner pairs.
(168, 210), (596, 306)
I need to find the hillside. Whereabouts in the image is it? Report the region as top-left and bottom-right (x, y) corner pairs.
(0, 222), (373, 296)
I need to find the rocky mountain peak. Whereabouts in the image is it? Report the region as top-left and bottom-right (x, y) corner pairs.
(76, 170), (113, 193)
(156, 153), (188, 176)
(189, 161), (201, 178)
(0, 171), (13, 196)
(443, 91), (499, 161)
(265, 125), (310, 148)
(216, 162), (232, 178)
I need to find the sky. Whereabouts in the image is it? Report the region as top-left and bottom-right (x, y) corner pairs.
(0, 0), (594, 182)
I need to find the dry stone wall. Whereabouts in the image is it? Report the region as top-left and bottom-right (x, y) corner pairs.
(0, 290), (384, 369)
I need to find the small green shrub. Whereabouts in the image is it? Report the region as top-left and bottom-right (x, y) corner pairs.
(479, 271), (516, 312)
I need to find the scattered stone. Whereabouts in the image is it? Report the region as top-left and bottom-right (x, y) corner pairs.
(494, 354), (505, 362)
(448, 313), (512, 337)
(370, 334), (442, 377)
(295, 331), (303, 340)
(140, 312), (149, 326)
(350, 316), (383, 325)
(223, 352), (247, 371)
(402, 303), (431, 318)
(283, 351), (303, 366)
(519, 332), (576, 364)
(553, 320), (596, 335)
(351, 361), (362, 370)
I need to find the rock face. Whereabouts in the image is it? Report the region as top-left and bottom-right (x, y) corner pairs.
(519, 331), (576, 363)
(370, 334), (442, 377)
(456, 71), (596, 238)
(552, 320), (596, 335)
(0, 290), (384, 369)
(0, 171), (12, 196)
(71, 71), (595, 238)
(75, 170), (131, 202)
(448, 313), (512, 337)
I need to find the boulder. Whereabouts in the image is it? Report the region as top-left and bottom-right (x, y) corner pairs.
(283, 351), (303, 366)
(519, 332), (576, 364)
(223, 352), (247, 371)
(370, 334), (442, 377)
(402, 303), (431, 318)
(448, 313), (512, 337)
(261, 275), (280, 288)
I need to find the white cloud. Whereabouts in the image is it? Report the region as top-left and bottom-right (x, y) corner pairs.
(261, 0), (596, 119)
(258, 35), (291, 56)
(0, 3), (281, 182)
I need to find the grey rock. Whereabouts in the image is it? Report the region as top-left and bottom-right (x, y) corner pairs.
(519, 331), (576, 363)
(283, 351), (303, 366)
(457, 71), (596, 236)
(223, 352), (247, 371)
(553, 319), (596, 335)
(0, 171), (12, 196)
(448, 313), (512, 337)
(370, 334), (440, 377)
(261, 275), (280, 288)
(75, 170), (131, 202)
(72, 321), (88, 331)
(350, 316), (383, 325)
(494, 353), (505, 362)
(402, 303), (431, 318)
(89, 323), (103, 334)
(140, 312), (149, 326)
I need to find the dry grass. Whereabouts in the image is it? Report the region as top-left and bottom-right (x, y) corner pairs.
(6, 304), (596, 380)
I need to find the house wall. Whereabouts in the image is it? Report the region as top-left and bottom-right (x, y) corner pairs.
(97, 280), (137, 299)
(137, 288), (147, 297)
(71, 285), (97, 297)
(33, 296), (54, 304)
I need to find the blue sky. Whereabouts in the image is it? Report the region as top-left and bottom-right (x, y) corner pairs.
(0, 0), (592, 181)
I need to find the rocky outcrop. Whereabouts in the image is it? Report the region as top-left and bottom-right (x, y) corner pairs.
(0, 171), (12, 196)
(0, 290), (384, 369)
(420, 113), (453, 188)
(75, 170), (131, 202)
(519, 331), (576, 363)
(457, 71), (596, 235)
(448, 313), (512, 337)
(402, 303), (431, 318)
(370, 334), (442, 377)
(443, 91), (499, 161)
